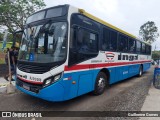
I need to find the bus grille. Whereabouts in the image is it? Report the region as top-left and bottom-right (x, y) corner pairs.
(17, 63), (52, 74)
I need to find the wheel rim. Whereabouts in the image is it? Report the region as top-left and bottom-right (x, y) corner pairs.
(97, 77), (105, 91)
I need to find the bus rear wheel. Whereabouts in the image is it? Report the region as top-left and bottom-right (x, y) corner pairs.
(93, 72), (107, 95)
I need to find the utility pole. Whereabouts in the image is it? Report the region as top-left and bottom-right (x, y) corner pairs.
(7, 51), (11, 84)
(6, 48), (15, 93)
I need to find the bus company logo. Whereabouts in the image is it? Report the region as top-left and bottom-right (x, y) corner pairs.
(106, 53), (115, 60)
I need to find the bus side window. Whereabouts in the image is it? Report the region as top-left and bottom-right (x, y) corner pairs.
(142, 43), (146, 54)
(102, 28), (117, 51)
(146, 45), (151, 55)
(77, 29), (98, 54)
(69, 27), (98, 66)
(149, 46), (151, 54)
(118, 34), (128, 52)
(69, 27), (77, 65)
(129, 38), (136, 53)
(136, 41), (141, 54)
(110, 31), (118, 51)
(102, 28), (110, 51)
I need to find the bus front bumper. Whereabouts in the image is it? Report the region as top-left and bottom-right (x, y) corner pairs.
(16, 82), (65, 102)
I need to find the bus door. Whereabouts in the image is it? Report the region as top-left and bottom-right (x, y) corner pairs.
(12, 30), (23, 48)
(77, 28), (98, 96)
(69, 26), (99, 96)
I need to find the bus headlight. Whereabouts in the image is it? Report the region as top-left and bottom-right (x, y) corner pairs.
(54, 74), (61, 82)
(44, 79), (52, 86)
(43, 73), (62, 87)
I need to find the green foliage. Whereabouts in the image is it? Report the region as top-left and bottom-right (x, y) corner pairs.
(0, 0), (46, 33)
(0, 41), (12, 64)
(0, 41), (12, 49)
(152, 51), (160, 60)
(7, 33), (13, 42)
(0, 32), (13, 42)
(139, 21), (159, 44)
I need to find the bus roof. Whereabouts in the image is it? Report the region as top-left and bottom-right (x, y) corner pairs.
(79, 9), (137, 39)
(78, 9), (151, 46)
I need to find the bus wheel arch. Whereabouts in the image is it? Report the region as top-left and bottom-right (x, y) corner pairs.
(100, 68), (110, 86)
(93, 68), (110, 95)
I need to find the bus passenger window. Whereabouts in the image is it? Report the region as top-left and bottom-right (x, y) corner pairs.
(102, 28), (110, 51)
(136, 41), (141, 54)
(129, 38), (136, 53)
(110, 31), (118, 51)
(77, 29), (98, 54)
(146, 45), (151, 55)
(142, 43), (146, 54)
(118, 34), (128, 52)
(69, 27), (98, 66)
(102, 28), (117, 51)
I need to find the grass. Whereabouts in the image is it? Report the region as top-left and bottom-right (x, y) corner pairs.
(0, 41), (12, 50)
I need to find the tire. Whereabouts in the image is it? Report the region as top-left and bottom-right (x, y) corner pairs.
(138, 65), (143, 77)
(93, 72), (107, 95)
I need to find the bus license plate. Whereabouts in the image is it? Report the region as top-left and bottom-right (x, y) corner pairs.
(23, 84), (30, 90)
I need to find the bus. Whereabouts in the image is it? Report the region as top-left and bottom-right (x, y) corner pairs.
(16, 4), (151, 102)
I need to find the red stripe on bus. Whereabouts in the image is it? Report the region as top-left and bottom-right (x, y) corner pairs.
(64, 60), (151, 71)
(17, 76), (43, 85)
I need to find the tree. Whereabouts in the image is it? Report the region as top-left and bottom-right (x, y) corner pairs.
(152, 51), (160, 60)
(0, 0), (46, 33)
(139, 21), (159, 44)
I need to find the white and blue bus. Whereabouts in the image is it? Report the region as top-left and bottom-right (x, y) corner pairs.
(16, 4), (151, 102)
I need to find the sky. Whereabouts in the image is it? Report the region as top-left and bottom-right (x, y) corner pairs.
(43, 0), (160, 50)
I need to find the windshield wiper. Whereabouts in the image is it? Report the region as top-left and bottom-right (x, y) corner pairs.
(34, 20), (52, 39)
(40, 20), (52, 32)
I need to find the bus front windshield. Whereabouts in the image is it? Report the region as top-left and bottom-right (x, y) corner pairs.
(19, 22), (67, 63)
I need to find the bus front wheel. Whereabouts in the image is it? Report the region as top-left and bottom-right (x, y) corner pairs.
(138, 65), (143, 77)
(93, 72), (107, 95)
